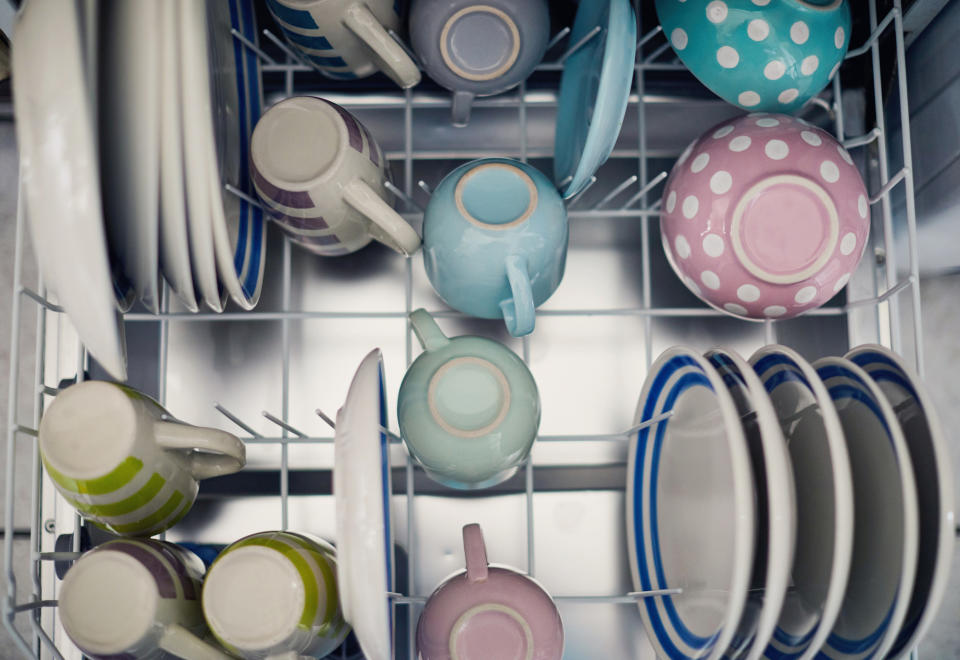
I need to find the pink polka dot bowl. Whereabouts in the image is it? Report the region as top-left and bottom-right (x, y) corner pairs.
(660, 113), (869, 320)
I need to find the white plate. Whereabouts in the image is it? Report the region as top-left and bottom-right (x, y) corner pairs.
(813, 356), (919, 660)
(705, 349), (796, 660)
(12, 0), (126, 380)
(99, 1), (161, 313)
(627, 346), (755, 660)
(158, 1), (199, 312)
(750, 346), (854, 660)
(846, 345), (955, 658)
(335, 349), (393, 660)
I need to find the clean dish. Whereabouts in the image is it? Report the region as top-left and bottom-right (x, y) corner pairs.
(554, 0), (637, 199)
(660, 113), (869, 320)
(335, 349), (394, 660)
(12, 0), (127, 379)
(627, 346), (755, 660)
(749, 345), (854, 660)
(99, 1), (162, 313)
(846, 345), (956, 658)
(655, 0), (851, 112)
(813, 357), (919, 660)
(705, 349), (796, 660)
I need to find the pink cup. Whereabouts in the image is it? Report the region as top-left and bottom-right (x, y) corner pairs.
(417, 524), (564, 660)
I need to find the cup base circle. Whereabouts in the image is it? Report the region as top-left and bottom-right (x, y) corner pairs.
(440, 6), (520, 82)
(428, 357), (511, 437)
(251, 97), (342, 187)
(449, 603), (534, 660)
(730, 174), (839, 285)
(454, 162), (538, 229)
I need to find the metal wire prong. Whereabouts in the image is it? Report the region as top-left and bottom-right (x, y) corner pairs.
(214, 403), (263, 438)
(594, 175), (638, 210)
(19, 288), (64, 312)
(559, 25), (602, 64)
(545, 26), (571, 52)
(870, 167), (909, 204)
(643, 40), (672, 64)
(230, 29), (276, 65)
(844, 275), (913, 310)
(637, 25), (663, 49)
(314, 407), (401, 442)
(621, 171), (669, 210)
(224, 184), (266, 212)
(262, 28), (318, 72)
(315, 408), (337, 430)
(846, 8), (897, 59)
(417, 180), (433, 197)
(843, 127), (882, 150)
(384, 180), (423, 212)
(262, 411), (307, 438)
(566, 176), (598, 208)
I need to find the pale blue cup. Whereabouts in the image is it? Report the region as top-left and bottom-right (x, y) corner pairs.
(398, 309), (541, 490)
(422, 158), (568, 337)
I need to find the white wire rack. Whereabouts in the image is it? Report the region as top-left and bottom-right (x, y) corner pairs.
(3, 0), (927, 657)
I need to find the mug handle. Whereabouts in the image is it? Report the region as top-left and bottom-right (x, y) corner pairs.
(159, 624), (233, 660)
(451, 91), (475, 127)
(154, 421), (246, 481)
(463, 523), (489, 583)
(342, 3), (420, 89)
(500, 255), (536, 337)
(343, 179), (422, 256)
(409, 308), (450, 352)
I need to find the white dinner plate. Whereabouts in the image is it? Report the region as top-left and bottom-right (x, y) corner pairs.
(813, 356), (919, 660)
(705, 349), (796, 660)
(13, 0), (126, 379)
(846, 345), (955, 658)
(627, 347), (755, 660)
(335, 349), (393, 660)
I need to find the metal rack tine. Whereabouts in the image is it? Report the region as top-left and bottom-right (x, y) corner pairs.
(224, 184), (266, 212)
(20, 288), (63, 313)
(843, 127), (882, 149)
(230, 29), (276, 65)
(566, 176), (598, 208)
(643, 40), (673, 65)
(846, 8), (897, 59)
(637, 25), (663, 49)
(620, 171), (668, 210)
(594, 175), (638, 210)
(844, 275), (913, 311)
(262, 28), (321, 74)
(214, 403), (263, 438)
(262, 411), (307, 438)
(417, 180), (433, 198)
(559, 25), (602, 64)
(621, 411), (673, 436)
(545, 26), (571, 52)
(869, 166), (909, 204)
(384, 180), (423, 212)
(314, 407), (402, 443)
(315, 407), (337, 430)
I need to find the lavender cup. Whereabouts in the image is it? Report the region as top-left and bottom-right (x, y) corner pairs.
(417, 524), (564, 660)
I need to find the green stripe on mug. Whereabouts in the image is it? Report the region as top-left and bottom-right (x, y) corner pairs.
(110, 490), (184, 535)
(285, 533), (341, 632)
(66, 473), (166, 518)
(229, 536), (319, 628)
(43, 455), (144, 495)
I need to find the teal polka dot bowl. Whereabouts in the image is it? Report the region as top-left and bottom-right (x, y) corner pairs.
(656, 0), (851, 113)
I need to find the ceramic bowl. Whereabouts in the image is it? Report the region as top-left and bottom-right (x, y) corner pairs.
(656, 0), (851, 113)
(660, 113), (869, 320)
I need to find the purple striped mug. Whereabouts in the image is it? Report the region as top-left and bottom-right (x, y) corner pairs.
(251, 95), (421, 257)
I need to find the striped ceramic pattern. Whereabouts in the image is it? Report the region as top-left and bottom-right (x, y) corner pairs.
(207, 531), (349, 656)
(95, 539), (203, 602)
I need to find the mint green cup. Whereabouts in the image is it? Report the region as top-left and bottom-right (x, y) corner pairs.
(397, 309), (540, 489)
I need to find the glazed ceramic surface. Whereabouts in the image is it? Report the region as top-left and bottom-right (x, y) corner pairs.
(409, 0), (549, 125)
(814, 357), (919, 660)
(251, 95), (420, 256)
(38, 381), (245, 537)
(554, 0), (637, 199)
(846, 345), (956, 658)
(422, 158), (568, 336)
(266, 0), (420, 88)
(202, 531), (350, 659)
(750, 346), (853, 660)
(59, 539), (229, 659)
(12, 0), (127, 379)
(398, 309), (540, 489)
(417, 524), (563, 660)
(705, 349), (796, 660)
(656, 0), (851, 112)
(627, 347), (755, 660)
(660, 113), (869, 320)
(334, 349), (393, 660)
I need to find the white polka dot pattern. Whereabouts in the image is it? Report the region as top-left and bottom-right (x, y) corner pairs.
(685, 277), (703, 296)
(724, 303), (748, 315)
(691, 153), (710, 173)
(794, 286), (817, 304)
(703, 234), (724, 257)
(764, 305), (786, 317)
(801, 55), (819, 75)
(706, 1), (728, 23)
(738, 91), (761, 107)
(835, 27), (845, 49)
(839, 232), (856, 255)
(737, 284), (760, 302)
(801, 130), (822, 146)
(675, 235), (691, 258)
(837, 145), (853, 165)
(765, 140), (789, 160)
(717, 46), (740, 68)
(790, 21), (809, 44)
(729, 135), (752, 152)
(756, 118), (780, 128)
(858, 195), (868, 218)
(778, 89), (799, 104)
(666, 191), (677, 213)
(682, 196), (699, 219)
(671, 28), (688, 50)
(820, 160), (840, 183)
(833, 273), (850, 292)
(764, 60), (786, 80)
(748, 19), (769, 41)
(713, 125), (734, 139)
(710, 171), (732, 194)
(701, 270), (720, 289)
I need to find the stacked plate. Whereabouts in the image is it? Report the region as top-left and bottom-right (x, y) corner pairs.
(12, 0), (266, 381)
(627, 343), (954, 660)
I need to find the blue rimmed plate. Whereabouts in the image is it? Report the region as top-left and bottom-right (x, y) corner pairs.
(846, 345), (955, 658)
(554, 0), (637, 199)
(813, 356), (919, 660)
(335, 349), (394, 660)
(627, 347), (755, 660)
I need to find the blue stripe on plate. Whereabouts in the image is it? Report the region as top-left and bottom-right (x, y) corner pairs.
(280, 26), (333, 51)
(307, 53), (349, 67)
(265, 0), (318, 29)
(239, 0), (264, 299)
(773, 624), (817, 648)
(823, 601), (896, 656)
(378, 361), (393, 643)
(754, 354), (811, 389)
(850, 352), (920, 400)
(228, 0), (249, 279)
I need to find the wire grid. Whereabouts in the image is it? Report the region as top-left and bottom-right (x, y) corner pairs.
(3, 0), (926, 657)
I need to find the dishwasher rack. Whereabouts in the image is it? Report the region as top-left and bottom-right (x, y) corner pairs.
(4, 0), (929, 658)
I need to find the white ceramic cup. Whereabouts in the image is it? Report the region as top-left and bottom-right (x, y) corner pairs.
(59, 539), (231, 660)
(251, 95), (421, 257)
(38, 381), (245, 537)
(265, 0), (420, 88)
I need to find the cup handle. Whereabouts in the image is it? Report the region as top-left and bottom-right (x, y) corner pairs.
(342, 3), (420, 89)
(409, 308), (450, 352)
(500, 255), (536, 337)
(343, 179), (421, 256)
(154, 421), (246, 481)
(463, 523), (489, 583)
(159, 624), (233, 660)
(451, 90), (474, 127)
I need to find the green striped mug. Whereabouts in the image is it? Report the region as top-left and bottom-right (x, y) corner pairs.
(38, 381), (246, 537)
(202, 531), (350, 659)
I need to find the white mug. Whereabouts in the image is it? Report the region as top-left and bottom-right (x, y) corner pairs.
(59, 539), (232, 660)
(38, 381), (246, 537)
(265, 0), (420, 89)
(251, 95), (421, 257)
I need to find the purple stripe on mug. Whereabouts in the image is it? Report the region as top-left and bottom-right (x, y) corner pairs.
(320, 99), (363, 153)
(104, 542), (178, 599)
(153, 543), (198, 601)
(251, 160), (315, 209)
(256, 194), (331, 231)
(278, 225), (342, 246)
(358, 121), (381, 168)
